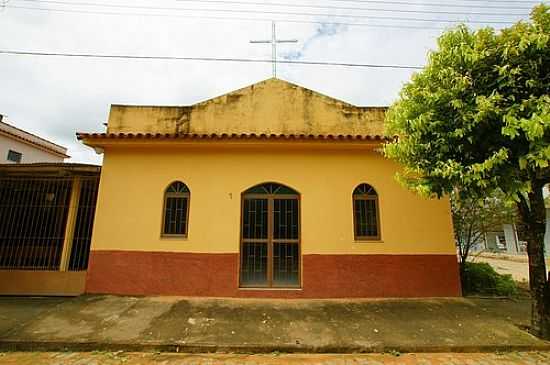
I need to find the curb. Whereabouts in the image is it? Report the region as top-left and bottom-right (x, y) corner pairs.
(2, 341), (550, 354)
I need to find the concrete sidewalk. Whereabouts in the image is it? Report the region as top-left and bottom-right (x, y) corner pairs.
(0, 295), (548, 353)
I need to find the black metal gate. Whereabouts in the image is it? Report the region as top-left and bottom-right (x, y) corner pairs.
(0, 176), (99, 271)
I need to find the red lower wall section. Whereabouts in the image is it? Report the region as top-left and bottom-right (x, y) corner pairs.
(86, 251), (461, 298)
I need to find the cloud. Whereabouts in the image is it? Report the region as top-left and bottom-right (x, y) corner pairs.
(282, 22), (349, 61)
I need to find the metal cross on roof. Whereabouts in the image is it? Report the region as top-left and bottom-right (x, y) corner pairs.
(250, 21), (298, 78)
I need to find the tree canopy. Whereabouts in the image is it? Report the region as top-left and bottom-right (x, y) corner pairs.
(385, 5), (549, 201)
(384, 4), (550, 338)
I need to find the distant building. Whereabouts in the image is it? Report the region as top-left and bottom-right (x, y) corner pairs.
(484, 187), (549, 255)
(0, 114), (69, 163)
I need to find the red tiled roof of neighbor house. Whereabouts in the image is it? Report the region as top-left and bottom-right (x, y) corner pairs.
(0, 116), (69, 158)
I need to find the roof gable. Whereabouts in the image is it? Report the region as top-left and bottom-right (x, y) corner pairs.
(106, 78), (386, 137)
(192, 78), (358, 109)
(0, 120), (68, 158)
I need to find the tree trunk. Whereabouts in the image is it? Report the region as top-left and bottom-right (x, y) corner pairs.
(459, 259), (467, 293)
(517, 180), (550, 339)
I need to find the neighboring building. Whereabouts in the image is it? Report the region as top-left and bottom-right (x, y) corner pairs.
(484, 225), (522, 253)
(0, 114), (69, 163)
(0, 163), (100, 295)
(78, 78), (461, 298)
(480, 187), (549, 255)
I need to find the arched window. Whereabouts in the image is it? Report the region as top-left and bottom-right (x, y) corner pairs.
(162, 181), (190, 237)
(353, 183), (380, 240)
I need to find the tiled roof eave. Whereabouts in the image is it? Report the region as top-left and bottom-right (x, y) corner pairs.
(76, 132), (395, 143)
(0, 121), (69, 157)
(0, 129), (69, 158)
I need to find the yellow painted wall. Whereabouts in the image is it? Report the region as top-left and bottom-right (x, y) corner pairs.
(91, 144), (455, 255)
(107, 78), (386, 137)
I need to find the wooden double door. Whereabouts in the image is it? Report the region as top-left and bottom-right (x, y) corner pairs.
(239, 183), (300, 288)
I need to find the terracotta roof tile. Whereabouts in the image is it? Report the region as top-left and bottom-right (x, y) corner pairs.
(76, 132), (394, 142)
(1, 121), (69, 158)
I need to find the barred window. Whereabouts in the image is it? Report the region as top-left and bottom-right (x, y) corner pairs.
(7, 150), (22, 163)
(162, 181), (190, 237)
(353, 183), (380, 240)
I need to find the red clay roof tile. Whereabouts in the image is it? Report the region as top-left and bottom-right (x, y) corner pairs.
(76, 132), (394, 142)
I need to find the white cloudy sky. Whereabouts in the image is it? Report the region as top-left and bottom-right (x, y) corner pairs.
(0, 0), (541, 164)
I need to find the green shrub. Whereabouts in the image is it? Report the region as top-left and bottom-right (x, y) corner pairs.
(462, 262), (518, 297)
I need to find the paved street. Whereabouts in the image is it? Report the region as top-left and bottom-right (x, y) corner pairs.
(1, 351), (550, 364)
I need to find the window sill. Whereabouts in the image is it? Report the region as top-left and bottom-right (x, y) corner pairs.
(353, 240), (384, 243)
(160, 235), (188, 240)
(239, 287), (303, 291)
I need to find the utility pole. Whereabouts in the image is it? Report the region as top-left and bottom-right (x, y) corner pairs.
(250, 21), (297, 78)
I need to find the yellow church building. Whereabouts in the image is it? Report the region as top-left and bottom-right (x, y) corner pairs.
(78, 78), (461, 298)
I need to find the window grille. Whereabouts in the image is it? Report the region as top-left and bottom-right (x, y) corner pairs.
(6, 150), (22, 163)
(240, 183), (300, 288)
(162, 181), (190, 236)
(69, 178), (100, 270)
(353, 183), (381, 240)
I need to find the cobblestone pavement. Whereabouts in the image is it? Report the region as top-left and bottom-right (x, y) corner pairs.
(1, 352), (550, 365)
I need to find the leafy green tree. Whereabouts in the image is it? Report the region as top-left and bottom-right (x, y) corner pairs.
(451, 191), (517, 280)
(385, 5), (550, 337)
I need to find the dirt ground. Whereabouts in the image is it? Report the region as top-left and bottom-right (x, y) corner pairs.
(1, 351), (550, 365)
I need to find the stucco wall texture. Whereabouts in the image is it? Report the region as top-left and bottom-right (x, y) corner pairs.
(92, 147), (455, 256)
(106, 78), (386, 136)
(82, 78), (461, 298)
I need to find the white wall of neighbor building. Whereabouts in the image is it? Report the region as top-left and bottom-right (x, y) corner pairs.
(473, 185), (549, 256)
(503, 224), (519, 254)
(0, 134), (65, 164)
(0, 116), (68, 164)
(544, 186), (549, 255)
(545, 208), (550, 254)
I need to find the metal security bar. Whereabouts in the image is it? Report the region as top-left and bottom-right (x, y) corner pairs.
(68, 177), (100, 271)
(241, 198), (269, 286)
(354, 199), (379, 237)
(0, 176), (99, 271)
(240, 183), (301, 288)
(353, 183), (381, 241)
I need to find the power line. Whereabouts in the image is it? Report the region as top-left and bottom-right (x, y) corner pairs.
(7, 0), (519, 24)
(453, 0), (538, 2)
(17, 0), (529, 17)
(176, 0), (529, 16)
(400, 0), (540, 3)
(0, 49), (425, 69)
(321, 0), (540, 9)
(1, 5), (456, 30)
